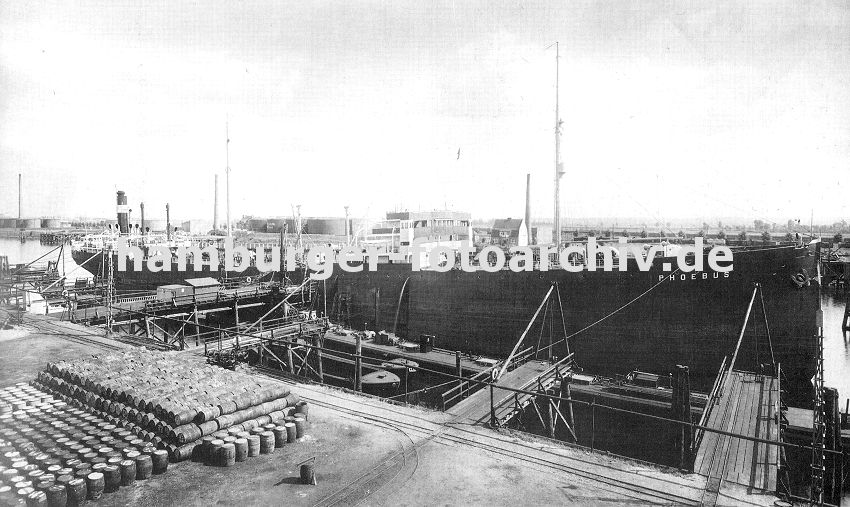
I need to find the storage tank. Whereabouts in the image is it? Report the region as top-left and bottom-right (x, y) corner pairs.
(144, 219), (168, 232)
(18, 218), (41, 229)
(266, 218), (286, 233)
(305, 217), (346, 235)
(0, 218), (16, 228)
(348, 218), (374, 237)
(248, 218), (268, 232)
(41, 218), (61, 229)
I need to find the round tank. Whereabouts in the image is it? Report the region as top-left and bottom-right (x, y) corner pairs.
(19, 218), (41, 229)
(41, 218), (61, 229)
(143, 219), (168, 232)
(266, 218), (286, 233)
(247, 219), (268, 232)
(0, 218), (16, 228)
(305, 218), (346, 236)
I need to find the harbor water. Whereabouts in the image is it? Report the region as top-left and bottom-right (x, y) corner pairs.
(1, 236), (848, 406)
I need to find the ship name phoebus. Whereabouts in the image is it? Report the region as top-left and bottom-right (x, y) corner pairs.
(660, 272), (731, 282)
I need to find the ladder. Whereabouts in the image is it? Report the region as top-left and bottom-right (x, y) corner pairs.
(810, 327), (825, 505)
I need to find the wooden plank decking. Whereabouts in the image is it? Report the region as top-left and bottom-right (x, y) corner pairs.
(693, 370), (780, 505)
(447, 359), (565, 425)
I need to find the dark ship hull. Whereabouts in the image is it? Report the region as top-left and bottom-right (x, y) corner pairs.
(320, 244), (819, 403)
(73, 244), (819, 403)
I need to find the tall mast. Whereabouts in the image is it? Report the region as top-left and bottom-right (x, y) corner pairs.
(553, 42), (564, 245)
(226, 122), (232, 237)
(213, 174), (219, 231)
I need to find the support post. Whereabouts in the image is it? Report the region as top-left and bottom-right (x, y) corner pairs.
(355, 333), (362, 391)
(287, 341), (295, 375)
(316, 335), (324, 384)
(193, 307), (201, 346)
(590, 398), (596, 451)
(672, 364), (693, 471)
(455, 351), (463, 397)
(489, 383), (496, 428)
(565, 380), (577, 441)
(547, 392), (556, 438)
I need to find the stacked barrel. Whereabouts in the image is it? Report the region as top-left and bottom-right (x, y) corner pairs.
(0, 381), (168, 506)
(0, 349), (311, 505)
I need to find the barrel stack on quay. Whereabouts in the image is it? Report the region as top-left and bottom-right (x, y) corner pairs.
(0, 349), (310, 505)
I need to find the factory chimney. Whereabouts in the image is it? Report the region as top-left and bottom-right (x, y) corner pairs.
(140, 202), (145, 235)
(213, 174), (219, 231)
(18, 174), (22, 223)
(525, 174), (532, 243)
(116, 191), (129, 234)
(344, 205), (350, 244)
(166, 203), (171, 241)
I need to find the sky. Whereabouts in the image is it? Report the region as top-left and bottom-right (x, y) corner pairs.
(1, 0), (848, 226)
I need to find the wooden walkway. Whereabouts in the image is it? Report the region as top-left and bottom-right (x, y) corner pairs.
(447, 359), (568, 425)
(693, 370), (780, 506)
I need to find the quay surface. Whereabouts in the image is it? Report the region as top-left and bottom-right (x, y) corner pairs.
(1, 310), (787, 506)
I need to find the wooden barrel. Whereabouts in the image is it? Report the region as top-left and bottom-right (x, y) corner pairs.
(101, 465), (120, 493)
(45, 485), (66, 507)
(199, 436), (215, 463)
(85, 472), (103, 500)
(209, 440), (224, 466)
(294, 419), (306, 439)
(259, 432), (275, 454)
(272, 426), (287, 448)
(26, 490), (47, 507)
(246, 436), (260, 457)
(233, 439), (248, 462)
(285, 423), (296, 444)
(294, 401), (309, 420)
(197, 421), (218, 437)
(134, 455), (152, 480)
(65, 478), (86, 507)
(300, 463), (316, 485)
(171, 442), (198, 463)
(284, 393), (300, 408)
(151, 450), (168, 474)
(219, 443), (235, 467)
(170, 424), (201, 445)
(267, 410), (286, 425)
(217, 400), (238, 417)
(119, 460), (136, 486)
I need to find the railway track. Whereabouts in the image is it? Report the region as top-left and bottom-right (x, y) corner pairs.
(2, 309), (169, 353)
(254, 366), (702, 506)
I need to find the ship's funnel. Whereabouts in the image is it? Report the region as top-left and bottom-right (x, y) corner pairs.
(116, 191), (129, 234)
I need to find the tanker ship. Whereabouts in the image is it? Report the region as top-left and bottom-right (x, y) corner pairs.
(71, 197), (820, 404)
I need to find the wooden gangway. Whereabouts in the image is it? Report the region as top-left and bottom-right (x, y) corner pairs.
(692, 370), (781, 506)
(447, 356), (573, 426)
